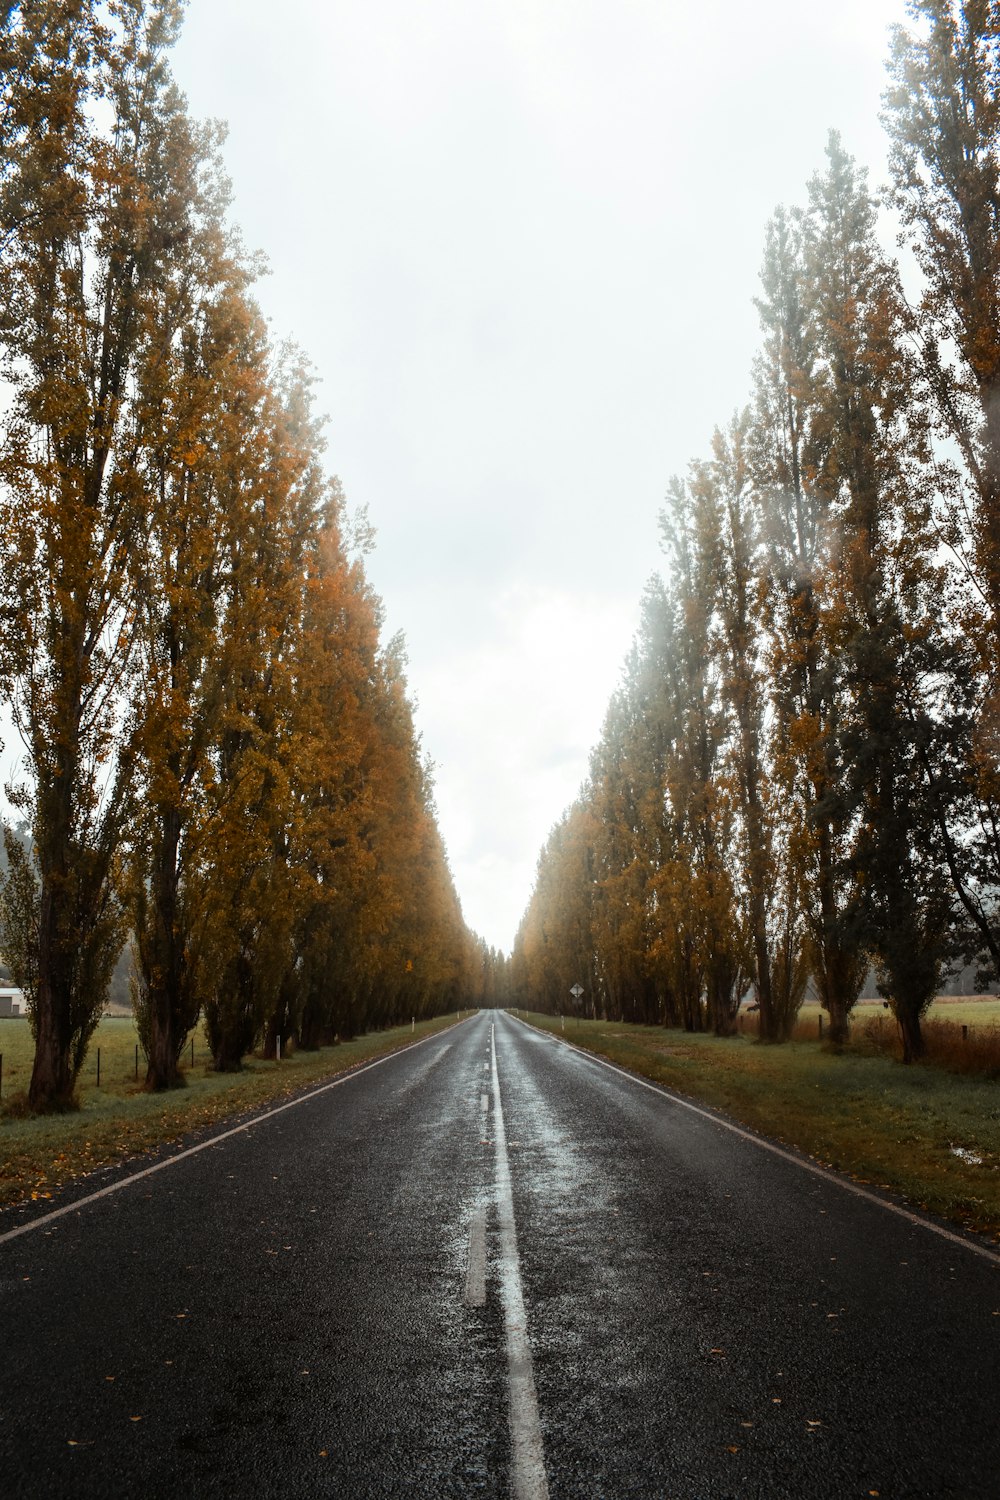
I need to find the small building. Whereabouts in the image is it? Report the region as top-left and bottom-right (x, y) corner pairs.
(0, 987), (26, 1018)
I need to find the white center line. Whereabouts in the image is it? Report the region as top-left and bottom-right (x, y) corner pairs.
(491, 1022), (549, 1500)
(481, 1092), (489, 1113)
(465, 1204), (487, 1307)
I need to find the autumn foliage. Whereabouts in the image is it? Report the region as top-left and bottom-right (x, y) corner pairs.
(513, 4), (1000, 1064)
(0, 1), (482, 1108)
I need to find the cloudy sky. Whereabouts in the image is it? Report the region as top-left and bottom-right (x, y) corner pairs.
(170, 0), (905, 951)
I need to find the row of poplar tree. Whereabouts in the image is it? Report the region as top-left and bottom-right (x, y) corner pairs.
(512, 1), (1000, 1064)
(0, 1), (486, 1111)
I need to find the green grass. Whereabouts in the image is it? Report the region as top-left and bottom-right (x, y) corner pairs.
(0, 1011), (469, 1209)
(925, 996), (1000, 1025)
(521, 1011), (1000, 1244)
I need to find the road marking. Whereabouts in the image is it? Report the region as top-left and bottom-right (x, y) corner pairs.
(491, 1022), (549, 1500)
(511, 1016), (1000, 1269)
(0, 1029), (459, 1249)
(481, 1092), (489, 1113)
(465, 1204), (487, 1306)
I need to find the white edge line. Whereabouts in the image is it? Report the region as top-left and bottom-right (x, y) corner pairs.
(0, 1025), (460, 1249)
(509, 1013), (1000, 1269)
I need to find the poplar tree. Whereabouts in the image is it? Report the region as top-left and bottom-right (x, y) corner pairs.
(659, 482), (746, 1034)
(0, 1), (192, 1108)
(692, 416), (807, 1041)
(587, 682), (662, 1024)
(197, 357), (325, 1071)
(127, 109), (264, 1089)
(802, 132), (953, 1059)
(883, 0), (1000, 984)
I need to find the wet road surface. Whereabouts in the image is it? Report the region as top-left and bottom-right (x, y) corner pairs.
(1, 1009), (998, 1498)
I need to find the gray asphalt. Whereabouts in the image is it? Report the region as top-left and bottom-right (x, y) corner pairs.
(1, 1009), (998, 1498)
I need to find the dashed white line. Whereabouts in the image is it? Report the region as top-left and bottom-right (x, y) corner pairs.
(491, 1022), (549, 1500)
(465, 1204), (487, 1307)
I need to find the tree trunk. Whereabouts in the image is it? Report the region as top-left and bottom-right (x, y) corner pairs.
(143, 807), (187, 1091)
(28, 857), (78, 1111)
(211, 1037), (245, 1073)
(895, 1003), (925, 1064)
(825, 995), (851, 1048)
(28, 973), (75, 1111)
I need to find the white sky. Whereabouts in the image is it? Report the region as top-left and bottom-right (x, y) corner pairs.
(169, 0), (906, 951)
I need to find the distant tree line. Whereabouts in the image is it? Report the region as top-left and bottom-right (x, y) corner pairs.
(0, 1), (496, 1110)
(512, 1), (1000, 1063)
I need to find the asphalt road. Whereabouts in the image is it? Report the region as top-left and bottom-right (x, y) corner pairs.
(1, 1009), (998, 1499)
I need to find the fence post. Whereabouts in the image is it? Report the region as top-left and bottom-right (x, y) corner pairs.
(818, 1014), (823, 1040)
(962, 1024), (969, 1041)
(96, 1047), (101, 1087)
(135, 1043), (138, 1080)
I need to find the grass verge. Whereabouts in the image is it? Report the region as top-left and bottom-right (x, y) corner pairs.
(0, 1012), (467, 1211)
(519, 1010), (1000, 1244)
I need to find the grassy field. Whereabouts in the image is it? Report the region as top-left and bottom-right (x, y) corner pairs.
(0, 1012), (467, 1210)
(520, 1006), (1000, 1244)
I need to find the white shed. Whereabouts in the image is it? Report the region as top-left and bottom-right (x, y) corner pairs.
(0, 987), (26, 1018)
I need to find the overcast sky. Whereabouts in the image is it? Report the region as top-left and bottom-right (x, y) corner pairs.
(170, 0), (906, 952)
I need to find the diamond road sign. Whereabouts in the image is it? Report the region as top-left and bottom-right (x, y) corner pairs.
(570, 984), (584, 998)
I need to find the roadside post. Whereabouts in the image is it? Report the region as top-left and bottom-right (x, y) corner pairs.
(570, 983), (584, 1026)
